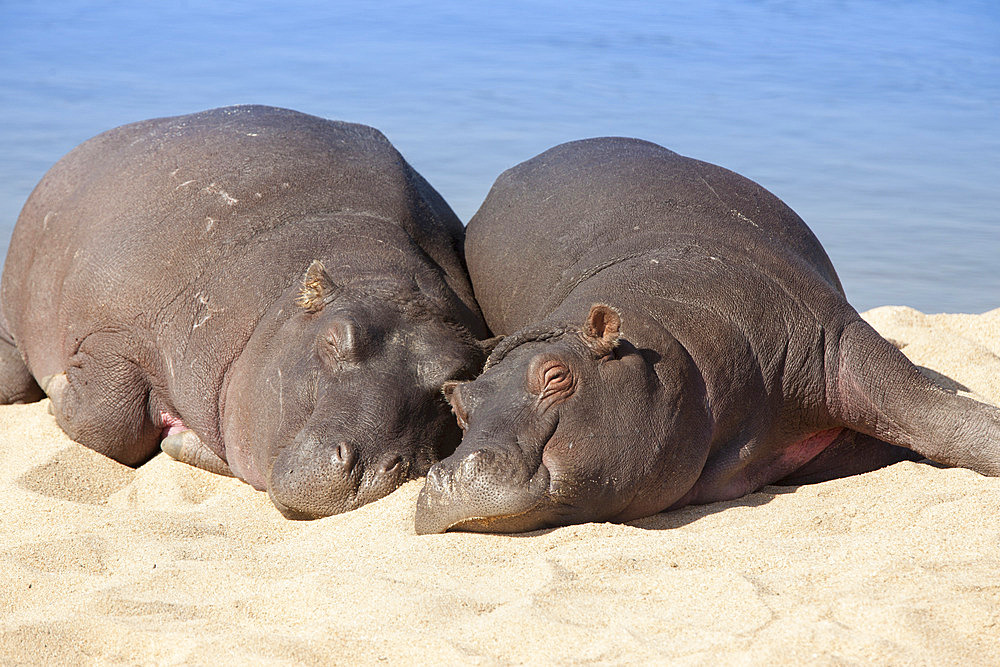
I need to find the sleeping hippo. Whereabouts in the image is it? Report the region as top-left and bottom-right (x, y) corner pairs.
(415, 137), (1000, 534)
(0, 105), (490, 519)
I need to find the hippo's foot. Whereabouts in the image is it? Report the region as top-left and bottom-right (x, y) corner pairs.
(161, 429), (234, 477)
(0, 335), (42, 404)
(40, 372), (68, 414)
(42, 334), (162, 466)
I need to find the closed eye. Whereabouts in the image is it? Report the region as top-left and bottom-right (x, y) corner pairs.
(543, 366), (571, 392)
(539, 362), (574, 401)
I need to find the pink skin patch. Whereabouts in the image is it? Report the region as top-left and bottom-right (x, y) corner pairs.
(773, 427), (844, 470)
(159, 411), (188, 440)
(670, 427), (846, 509)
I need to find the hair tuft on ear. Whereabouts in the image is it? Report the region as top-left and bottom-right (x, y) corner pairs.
(441, 380), (464, 401)
(296, 260), (336, 313)
(441, 380), (469, 430)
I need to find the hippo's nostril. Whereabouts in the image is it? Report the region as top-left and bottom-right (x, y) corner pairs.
(379, 454), (404, 476)
(331, 440), (357, 471)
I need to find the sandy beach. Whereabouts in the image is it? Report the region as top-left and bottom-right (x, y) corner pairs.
(1, 305), (998, 665)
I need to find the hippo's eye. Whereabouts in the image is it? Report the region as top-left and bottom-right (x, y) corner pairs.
(542, 364), (572, 393)
(527, 359), (575, 403)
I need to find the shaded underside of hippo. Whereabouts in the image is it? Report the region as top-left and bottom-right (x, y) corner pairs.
(0, 105), (490, 519)
(415, 137), (1000, 534)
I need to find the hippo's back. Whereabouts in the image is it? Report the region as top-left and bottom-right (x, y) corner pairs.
(2, 105), (475, 377)
(466, 137), (842, 334)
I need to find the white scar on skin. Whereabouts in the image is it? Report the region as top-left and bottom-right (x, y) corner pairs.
(204, 182), (239, 206)
(731, 209), (759, 228)
(274, 367), (284, 430)
(192, 292), (214, 330)
(698, 175), (723, 202)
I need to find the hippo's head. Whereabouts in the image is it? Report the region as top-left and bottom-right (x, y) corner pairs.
(414, 304), (712, 534)
(223, 260), (486, 519)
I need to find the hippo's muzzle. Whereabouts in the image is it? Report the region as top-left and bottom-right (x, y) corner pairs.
(269, 434), (415, 519)
(414, 444), (554, 534)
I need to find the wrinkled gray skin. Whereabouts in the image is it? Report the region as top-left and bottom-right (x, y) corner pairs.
(0, 105), (489, 519)
(415, 137), (1000, 534)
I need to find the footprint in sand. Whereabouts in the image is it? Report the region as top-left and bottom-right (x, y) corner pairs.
(16, 445), (133, 505)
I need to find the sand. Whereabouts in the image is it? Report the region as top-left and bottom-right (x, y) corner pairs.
(1, 305), (998, 665)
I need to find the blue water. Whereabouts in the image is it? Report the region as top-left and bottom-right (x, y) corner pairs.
(1, 1), (998, 313)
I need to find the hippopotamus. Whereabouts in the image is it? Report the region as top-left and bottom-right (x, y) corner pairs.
(0, 105), (490, 519)
(415, 137), (1000, 534)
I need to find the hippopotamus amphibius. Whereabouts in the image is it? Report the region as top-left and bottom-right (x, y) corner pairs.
(0, 105), (490, 519)
(414, 137), (1000, 534)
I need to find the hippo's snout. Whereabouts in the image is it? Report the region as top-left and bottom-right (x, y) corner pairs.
(268, 434), (414, 519)
(415, 445), (553, 534)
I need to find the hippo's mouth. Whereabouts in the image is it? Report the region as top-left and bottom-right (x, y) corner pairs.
(268, 467), (413, 520)
(435, 506), (545, 533)
(267, 438), (420, 520)
(267, 489), (326, 520)
(414, 450), (555, 534)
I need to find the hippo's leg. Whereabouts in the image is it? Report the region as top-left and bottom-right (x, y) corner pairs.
(43, 333), (160, 467)
(161, 429), (234, 477)
(832, 319), (1000, 476)
(776, 429), (922, 485)
(0, 335), (43, 404)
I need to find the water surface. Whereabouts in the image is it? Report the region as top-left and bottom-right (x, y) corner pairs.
(2, 1), (997, 312)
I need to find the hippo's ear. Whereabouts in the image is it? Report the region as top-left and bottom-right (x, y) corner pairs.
(583, 304), (621, 355)
(296, 260), (337, 313)
(441, 380), (469, 430)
